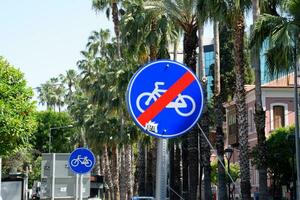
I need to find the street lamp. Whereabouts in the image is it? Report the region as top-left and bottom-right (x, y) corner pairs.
(225, 145), (234, 200)
(49, 125), (73, 153)
(287, 134), (296, 200)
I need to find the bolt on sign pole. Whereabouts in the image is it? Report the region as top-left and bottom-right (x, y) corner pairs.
(126, 60), (204, 199)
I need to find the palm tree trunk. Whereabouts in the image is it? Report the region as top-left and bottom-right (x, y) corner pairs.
(214, 20), (228, 200)
(137, 142), (146, 195)
(169, 141), (175, 200)
(183, 27), (199, 200)
(96, 154), (101, 175)
(112, 2), (121, 58)
(104, 144), (113, 200)
(125, 145), (133, 200)
(170, 142), (182, 200)
(174, 143), (182, 199)
(198, 26), (204, 79)
(196, 25), (212, 199)
(252, 0), (268, 199)
(112, 145), (120, 200)
(234, 13), (252, 200)
(151, 139), (157, 195)
(149, 18), (158, 61)
(146, 144), (154, 196)
(120, 146), (127, 200)
(80, 127), (87, 147)
(200, 80), (212, 200)
(181, 137), (189, 200)
(173, 41), (178, 61)
(100, 154), (105, 175)
(187, 128), (199, 200)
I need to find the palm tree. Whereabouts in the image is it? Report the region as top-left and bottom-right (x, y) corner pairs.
(121, 0), (175, 62)
(121, 2), (178, 197)
(213, 20), (229, 200)
(251, 0), (268, 199)
(205, 0), (252, 198)
(92, 0), (122, 58)
(152, 0), (200, 198)
(37, 82), (55, 110)
(196, 2), (214, 199)
(61, 69), (78, 103)
(232, 4), (252, 199)
(251, 0), (300, 77)
(199, 0), (228, 197)
(251, 0), (300, 199)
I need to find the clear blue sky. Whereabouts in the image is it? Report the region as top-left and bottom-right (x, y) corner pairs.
(0, 0), (113, 88)
(0, 1), (252, 90)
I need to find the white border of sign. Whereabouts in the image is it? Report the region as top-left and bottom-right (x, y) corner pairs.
(126, 59), (204, 138)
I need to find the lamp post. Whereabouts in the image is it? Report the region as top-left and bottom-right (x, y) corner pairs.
(225, 145), (234, 200)
(287, 134), (296, 200)
(49, 125), (73, 153)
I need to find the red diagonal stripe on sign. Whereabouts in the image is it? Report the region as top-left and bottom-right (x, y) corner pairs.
(137, 71), (195, 126)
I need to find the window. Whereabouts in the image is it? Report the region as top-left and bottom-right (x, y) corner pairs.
(273, 105), (285, 129)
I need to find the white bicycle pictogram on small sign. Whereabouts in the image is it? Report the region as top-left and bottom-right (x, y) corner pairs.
(136, 82), (196, 117)
(70, 155), (93, 167)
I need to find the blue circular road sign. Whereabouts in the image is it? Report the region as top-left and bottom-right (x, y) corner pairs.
(68, 148), (95, 174)
(126, 60), (204, 138)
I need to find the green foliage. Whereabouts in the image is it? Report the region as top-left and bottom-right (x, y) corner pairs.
(121, 0), (174, 63)
(28, 156), (42, 187)
(210, 159), (240, 185)
(252, 126), (295, 188)
(250, 0), (300, 78)
(210, 23), (254, 102)
(0, 57), (36, 156)
(32, 110), (77, 153)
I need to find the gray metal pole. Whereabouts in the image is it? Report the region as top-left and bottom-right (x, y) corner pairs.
(295, 37), (300, 200)
(79, 174), (83, 200)
(155, 139), (168, 199)
(75, 174), (79, 200)
(51, 153), (56, 200)
(49, 128), (51, 153)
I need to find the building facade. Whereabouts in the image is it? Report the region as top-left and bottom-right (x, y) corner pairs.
(224, 74), (296, 197)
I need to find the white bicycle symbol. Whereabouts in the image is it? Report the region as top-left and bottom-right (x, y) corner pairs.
(71, 155), (93, 167)
(136, 82), (196, 117)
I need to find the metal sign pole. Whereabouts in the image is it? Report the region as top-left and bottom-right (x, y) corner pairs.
(51, 153), (56, 200)
(69, 148), (95, 200)
(155, 139), (168, 199)
(79, 174), (83, 200)
(75, 174), (79, 200)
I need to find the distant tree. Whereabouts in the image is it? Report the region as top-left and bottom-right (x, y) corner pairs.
(252, 126), (295, 199)
(210, 159), (240, 185)
(92, 0), (123, 58)
(0, 57), (36, 156)
(37, 77), (66, 112)
(32, 110), (78, 153)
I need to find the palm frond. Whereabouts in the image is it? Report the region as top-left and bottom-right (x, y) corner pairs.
(285, 0), (300, 22)
(250, 14), (286, 49)
(265, 43), (294, 78)
(265, 21), (297, 77)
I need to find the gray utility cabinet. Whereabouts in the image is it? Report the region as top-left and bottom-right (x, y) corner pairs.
(41, 153), (90, 200)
